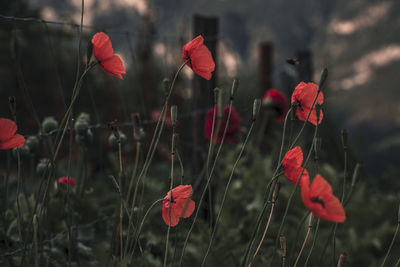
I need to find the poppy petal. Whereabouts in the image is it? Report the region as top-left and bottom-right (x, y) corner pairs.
(310, 174), (332, 196)
(0, 134), (25, 150)
(162, 201), (180, 227)
(100, 54), (126, 80)
(92, 32), (114, 61)
(182, 35), (204, 62)
(175, 198), (195, 218)
(323, 195), (346, 222)
(170, 185), (193, 200)
(0, 118), (17, 141)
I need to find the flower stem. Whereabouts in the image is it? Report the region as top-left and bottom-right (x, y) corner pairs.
(179, 81), (237, 267)
(304, 219), (320, 267)
(202, 118), (256, 266)
(293, 214), (314, 267)
(380, 203), (400, 267)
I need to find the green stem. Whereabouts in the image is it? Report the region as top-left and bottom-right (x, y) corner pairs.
(304, 219), (320, 267)
(202, 120), (256, 266)
(164, 129), (176, 267)
(179, 92), (236, 267)
(380, 221), (399, 267)
(293, 214), (314, 267)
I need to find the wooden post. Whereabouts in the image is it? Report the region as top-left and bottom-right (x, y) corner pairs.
(191, 14), (218, 227)
(296, 50), (313, 82)
(191, 15), (218, 176)
(259, 42), (273, 95)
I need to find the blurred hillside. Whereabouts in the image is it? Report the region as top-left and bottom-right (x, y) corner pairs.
(6, 0), (400, 178)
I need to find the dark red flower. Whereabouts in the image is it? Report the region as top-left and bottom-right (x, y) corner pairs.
(162, 185), (195, 227)
(91, 32), (126, 79)
(55, 177), (76, 188)
(182, 35), (215, 80)
(291, 82), (324, 126)
(204, 105), (241, 144)
(301, 174), (346, 222)
(282, 146), (308, 187)
(262, 89), (288, 122)
(0, 118), (26, 150)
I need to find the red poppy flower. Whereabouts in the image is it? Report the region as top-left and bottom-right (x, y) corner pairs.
(182, 35), (215, 80)
(301, 174), (346, 222)
(291, 82), (324, 126)
(91, 32), (126, 79)
(162, 185), (195, 227)
(55, 177), (76, 188)
(282, 146), (308, 187)
(262, 89), (288, 122)
(0, 118), (26, 150)
(204, 105), (241, 144)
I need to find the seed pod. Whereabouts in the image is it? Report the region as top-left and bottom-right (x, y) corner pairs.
(41, 116), (59, 134)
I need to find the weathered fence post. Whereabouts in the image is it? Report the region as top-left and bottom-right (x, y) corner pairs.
(191, 14), (218, 226)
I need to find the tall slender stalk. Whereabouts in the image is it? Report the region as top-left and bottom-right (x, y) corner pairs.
(380, 203), (400, 267)
(293, 214), (314, 267)
(178, 80), (238, 267)
(202, 113), (257, 266)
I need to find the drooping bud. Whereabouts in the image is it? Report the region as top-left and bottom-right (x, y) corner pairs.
(272, 182), (281, 203)
(351, 162), (361, 187)
(231, 78), (239, 97)
(252, 99), (261, 121)
(41, 116), (59, 134)
(318, 68), (328, 92)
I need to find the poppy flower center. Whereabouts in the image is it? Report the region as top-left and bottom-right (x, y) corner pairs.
(311, 196), (325, 208)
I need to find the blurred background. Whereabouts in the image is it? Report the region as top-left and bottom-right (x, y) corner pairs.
(1, 0), (399, 181)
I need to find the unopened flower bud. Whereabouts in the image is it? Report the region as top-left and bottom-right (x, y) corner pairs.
(252, 99), (261, 119)
(171, 106), (178, 126)
(75, 129), (93, 147)
(351, 162), (361, 187)
(272, 182), (280, 203)
(77, 112), (91, 123)
(231, 78), (239, 97)
(41, 116), (59, 134)
(318, 68), (328, 92)
(36, 158), (50, 176)
(108, 131), (127, 150)
(25, 136), (39, 153)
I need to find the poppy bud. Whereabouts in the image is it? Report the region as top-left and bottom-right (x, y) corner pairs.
(171, 106), (178, 126)
(252, 99), (261, 120)
(351, 162), (361, 187)
(213, 87), (220, 105)
(25, 136), (39, 153)
(231, 78), (239, 97)
(108, 131), (127, 150)
(75, 129), (94, 147)
(74, 118), (90, 135)
(272, 182), (280, 203)
(341, 129), (348, 150)
(77, 112), (91, 122)
(41, 116), (59, 134)
(36, 158), (50, 176)
(163, 78), (170, 96)
(318, 68), (328, 92)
